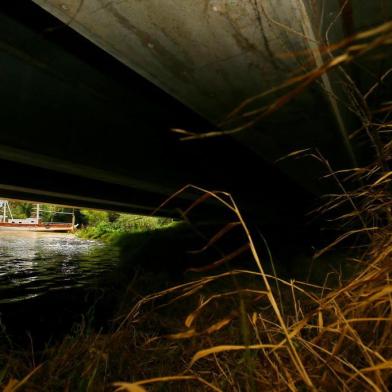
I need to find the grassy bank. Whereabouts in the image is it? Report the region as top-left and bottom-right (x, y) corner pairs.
(2, 237), (391, 391)
(76, 211), (176, 242)
(2, 139), (392, 392)
(2, 152), (392, 391)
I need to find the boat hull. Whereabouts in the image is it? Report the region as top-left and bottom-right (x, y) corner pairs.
(0, 223), (75, 232)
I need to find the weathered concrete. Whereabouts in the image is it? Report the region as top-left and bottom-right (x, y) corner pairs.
(0, 2), (313, 221)
(30, 0), (392, 193)
(0, 1), (390, 220)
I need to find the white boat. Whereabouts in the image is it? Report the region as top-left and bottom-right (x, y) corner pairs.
(0, 200), (76, 232)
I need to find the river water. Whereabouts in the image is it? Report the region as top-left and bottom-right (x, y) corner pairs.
(0, 231), (121, 343)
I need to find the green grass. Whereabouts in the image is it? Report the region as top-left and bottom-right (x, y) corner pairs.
(77, 213), (176, 242)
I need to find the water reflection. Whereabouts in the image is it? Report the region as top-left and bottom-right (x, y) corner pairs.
(0, 231), (119, 304)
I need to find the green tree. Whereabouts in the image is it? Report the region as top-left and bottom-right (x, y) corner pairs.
(8, 201), (33, 218)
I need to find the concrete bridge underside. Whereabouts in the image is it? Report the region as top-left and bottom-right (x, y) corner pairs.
(0, 1), (390, 222)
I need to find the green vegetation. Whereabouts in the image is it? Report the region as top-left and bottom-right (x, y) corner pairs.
(76, 209), (176, 241)
(4, 201), (175, 238)
(7, 201), (33, 219)
(6, 201), (74, 223)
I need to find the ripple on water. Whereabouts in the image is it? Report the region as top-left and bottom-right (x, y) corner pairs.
(0, 231), (119, 304)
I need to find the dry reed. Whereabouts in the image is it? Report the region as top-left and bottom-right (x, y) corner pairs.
(112, 155), (392, 391)
(2, 17), (392, 392)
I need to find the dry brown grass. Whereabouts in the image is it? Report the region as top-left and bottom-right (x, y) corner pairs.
(171, 20), (392, 142)
(1, 153), (391, 391)
(2, 17), (392, 392)
(111, 103), (392, 391)
(110, 160), (392, 391)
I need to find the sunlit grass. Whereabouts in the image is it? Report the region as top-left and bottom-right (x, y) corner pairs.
(77, 213), (176, 241)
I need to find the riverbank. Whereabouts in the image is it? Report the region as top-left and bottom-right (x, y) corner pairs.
(76, 212), (176, 242)
(2, 201), (392, 391)
(2, 154), (392, 390)
(1, 222), (391, 391)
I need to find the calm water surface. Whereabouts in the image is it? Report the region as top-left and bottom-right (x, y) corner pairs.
(0, 231), (120, 304)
